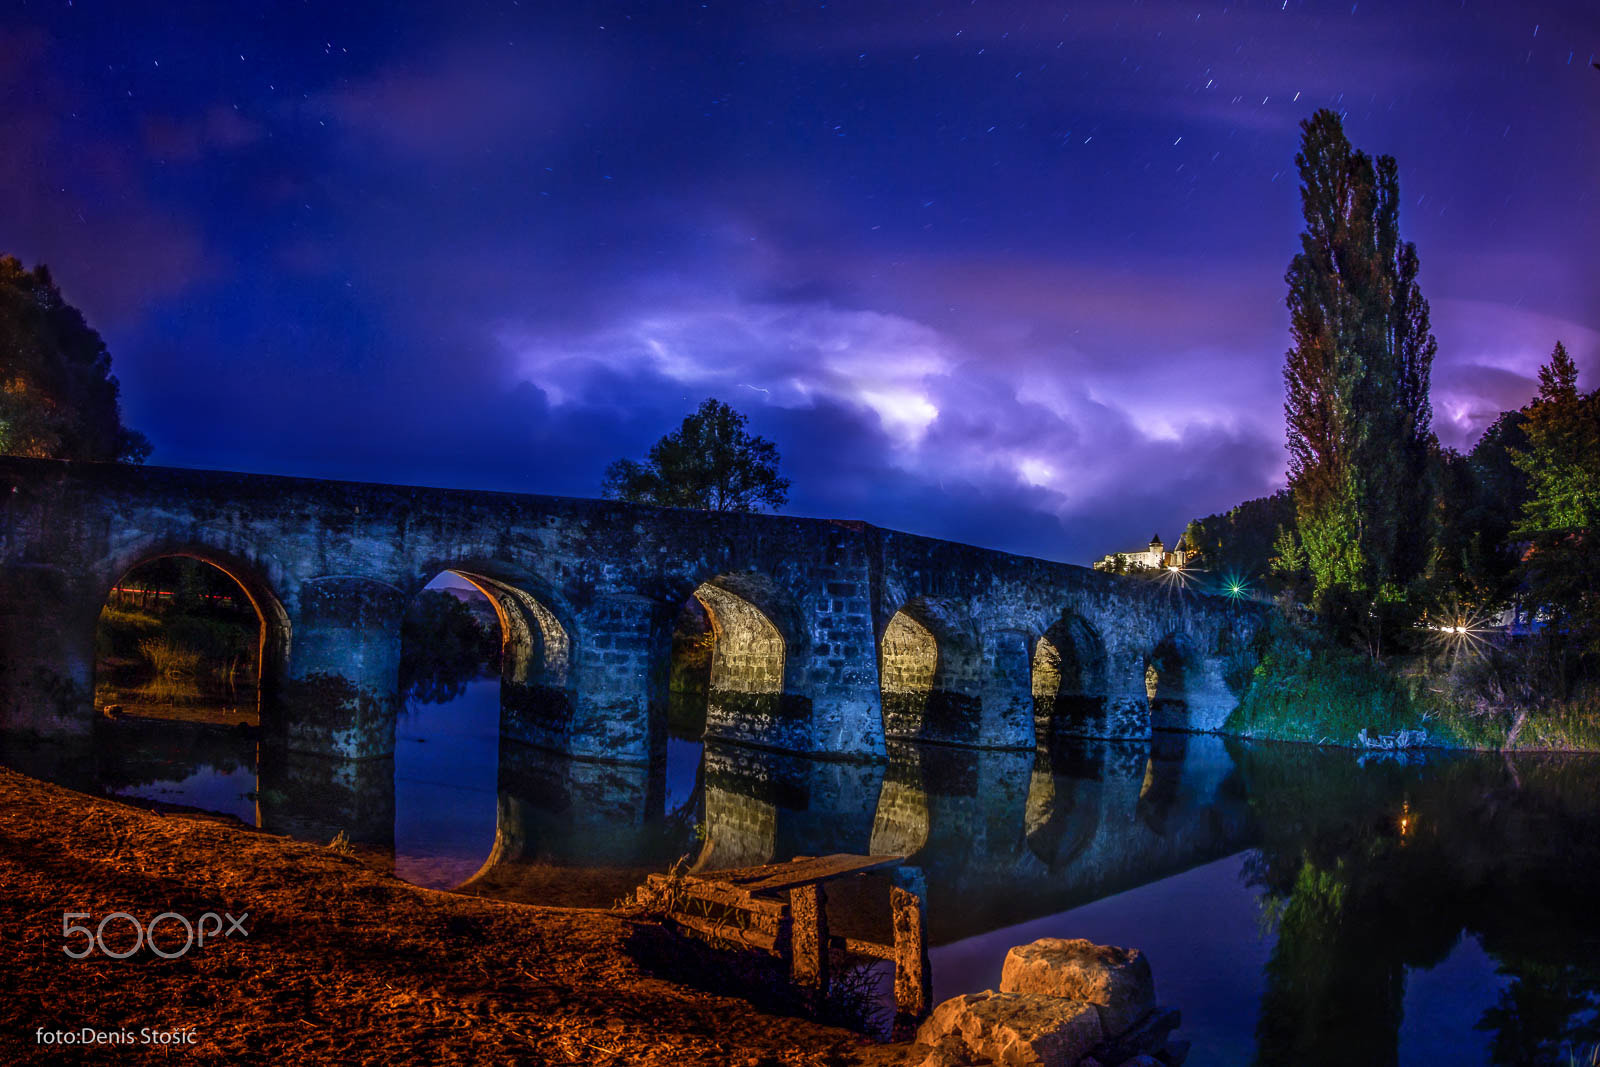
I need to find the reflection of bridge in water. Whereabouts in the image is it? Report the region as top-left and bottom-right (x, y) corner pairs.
(81, 698), (1254, 944)
(474, 733), (1255, 943)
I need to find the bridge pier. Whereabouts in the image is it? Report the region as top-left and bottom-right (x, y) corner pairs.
(476, 579), (576, 755)
(797, 563), (886, 760)
(257, 747), (396, 855)
(280, 577), (404, 760)
(0, 571), (97, 744)
(1176, 657), (1239, 732)
(564, 594), (663, 765)
(1099, 650), (1157, 740)
(978, 628), (1036, 750)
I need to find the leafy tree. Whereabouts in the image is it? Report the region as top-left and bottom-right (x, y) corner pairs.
(1282, 111), (1436, 617)
(1421, 412), (1532, 607)
(1511, 341), (1600, 669)
(1185, 490), (1296, 585)
(1463, 410), (1531, 594)
(1270, 523), (1310, 590)
(0, 255), (149, 462)
(602, 398), (789, 512)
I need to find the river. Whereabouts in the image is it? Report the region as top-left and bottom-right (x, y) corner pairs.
(85, 677), (1600, 1065)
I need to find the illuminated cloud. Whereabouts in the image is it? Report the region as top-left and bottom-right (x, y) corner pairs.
(0, 1), (1591, 565)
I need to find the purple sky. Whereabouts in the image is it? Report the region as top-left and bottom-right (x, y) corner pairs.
(2, 1), (1596, 563)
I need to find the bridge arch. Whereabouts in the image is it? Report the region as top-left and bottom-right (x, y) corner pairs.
(879, 598), (983, 745)
(1145, 633), (1196, 732)
(417, 568), (575, 751)
(93, 546), (290, 728)
(666, 571), (806, 751)
(1031, 613), (1110, 745)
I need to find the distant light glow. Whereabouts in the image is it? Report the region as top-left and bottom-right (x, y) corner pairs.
(1423, 598), (1497, 668)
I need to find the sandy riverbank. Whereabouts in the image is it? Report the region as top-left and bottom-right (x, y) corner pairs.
(0, 766), (905, 1065)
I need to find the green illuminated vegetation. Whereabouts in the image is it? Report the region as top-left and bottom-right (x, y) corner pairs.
(1202, 113), (1598, 750)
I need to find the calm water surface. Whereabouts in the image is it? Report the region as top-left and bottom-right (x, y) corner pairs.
(67, 684), (1600, 1065)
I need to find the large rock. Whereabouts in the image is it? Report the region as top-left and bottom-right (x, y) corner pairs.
(1000, 939), (1156, 1037)
(908, 991), (1104, 1067)
(1087, 1006), (1181, 1065)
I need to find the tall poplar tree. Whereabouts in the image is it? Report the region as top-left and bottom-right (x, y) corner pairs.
(1283, 110), (1436, 614)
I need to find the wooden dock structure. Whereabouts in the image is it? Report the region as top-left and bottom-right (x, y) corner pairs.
(644, 853), (932, 1025)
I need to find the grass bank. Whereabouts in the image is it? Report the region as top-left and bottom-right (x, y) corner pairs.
(1222, 618), (1600, 752)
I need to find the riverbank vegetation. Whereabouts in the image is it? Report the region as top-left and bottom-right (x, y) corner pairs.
(1223, 612), (1600, 751)
(1195, 111), (1596, 751)
(94, 558), (261, 724)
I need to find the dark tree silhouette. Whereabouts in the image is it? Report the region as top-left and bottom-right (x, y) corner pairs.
(0, 255), (149, 462)
(602, 398), (789, 512)
(399, 590), (500, 705)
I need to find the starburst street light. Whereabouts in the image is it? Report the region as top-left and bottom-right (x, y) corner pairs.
(1422, 597), (1498, 669)
(1153, 562), (1196, 599)
(1219, 571), (1251, 600)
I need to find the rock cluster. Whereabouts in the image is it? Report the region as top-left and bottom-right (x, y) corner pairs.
(906, 939), (1187, 1067)
(1355, 727), (1428, 750)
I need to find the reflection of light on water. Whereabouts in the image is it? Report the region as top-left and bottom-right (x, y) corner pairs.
(393, 677), (500, 890)
(112, 765), (257, 825)
(665, 735), (703, 816)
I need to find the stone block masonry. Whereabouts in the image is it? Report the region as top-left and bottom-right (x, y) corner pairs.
(0, 457), (1266, 764)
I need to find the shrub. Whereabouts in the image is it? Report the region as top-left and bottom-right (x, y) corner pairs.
(138, 637), (202, 678)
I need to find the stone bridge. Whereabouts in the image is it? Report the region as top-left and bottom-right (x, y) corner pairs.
(0, 457), (1265, 764)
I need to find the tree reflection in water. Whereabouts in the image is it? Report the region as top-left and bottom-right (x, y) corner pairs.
(1236, 744), (1600, 1066)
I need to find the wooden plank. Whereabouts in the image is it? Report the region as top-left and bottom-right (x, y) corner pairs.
(680, 882), (790, 916)
(676, 896), (786, 937)
(645, 874), (790, 917)
(832, 936), (894, 960)
(891, 885), (932, 1025)
(790, 884), (828, 996)
(709, 853), (906, 896)
(670, 912), (780, 953)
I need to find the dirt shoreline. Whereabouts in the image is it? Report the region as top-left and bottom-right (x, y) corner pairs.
(0, 766), (906, 1065)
